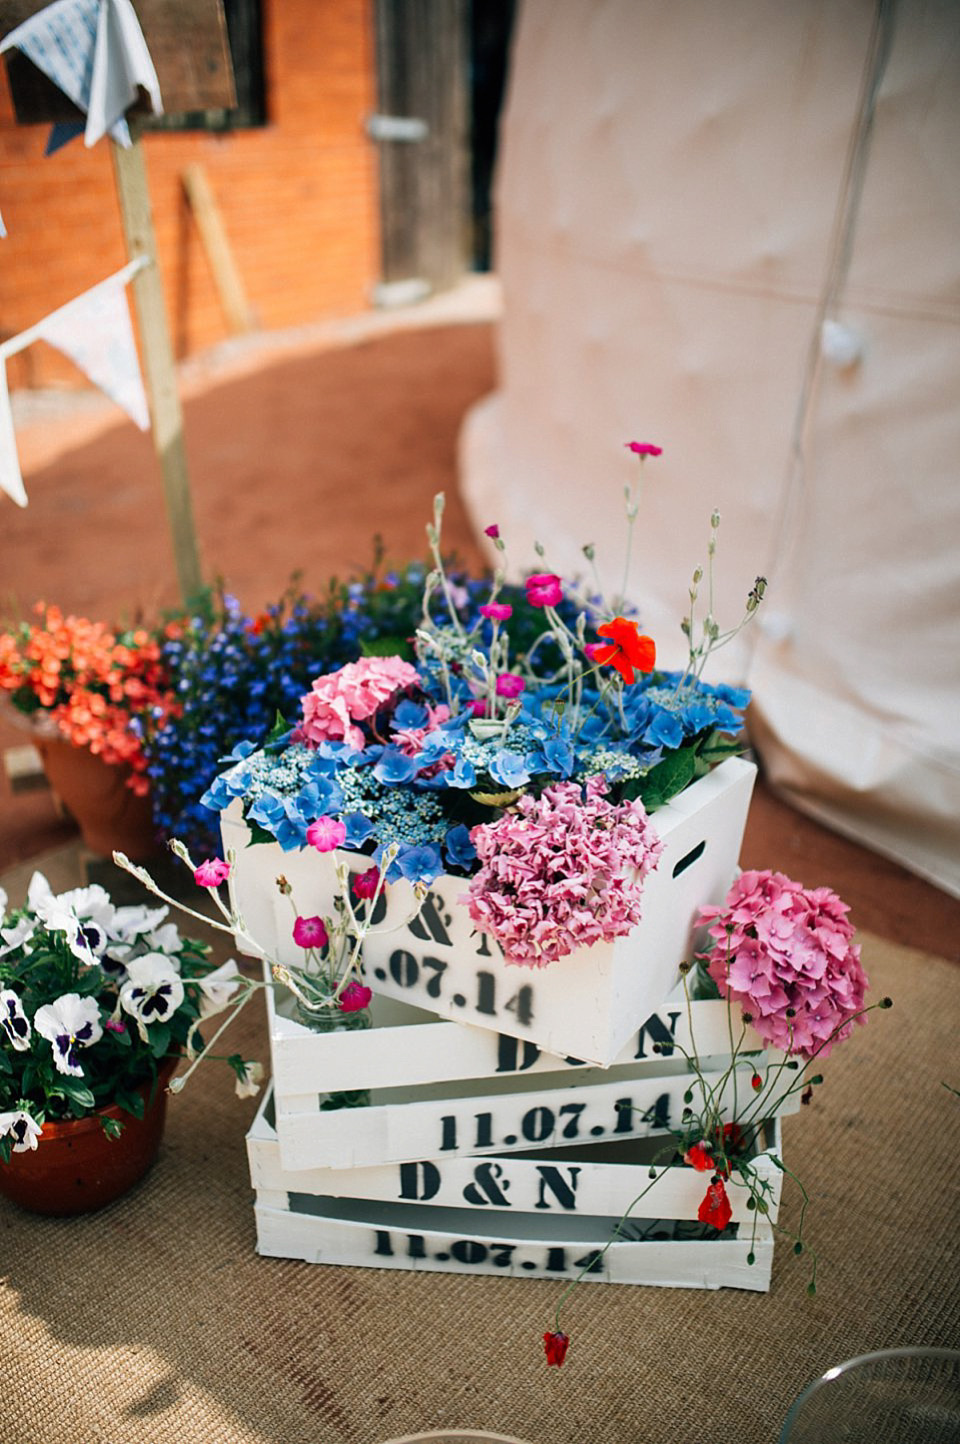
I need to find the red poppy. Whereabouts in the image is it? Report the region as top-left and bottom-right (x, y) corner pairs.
(683, 1142), (714, 1173)
(721, 1122), (746, 1154)
(543, 1330), (570, 1366)
(698, 1177), (733, 1232)
(591, 617), (656, 685)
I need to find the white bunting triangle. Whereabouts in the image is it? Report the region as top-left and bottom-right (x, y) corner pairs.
(0, 0), (162, 149)
(33, 270), (150, 430)
(0, 258), (150, 506)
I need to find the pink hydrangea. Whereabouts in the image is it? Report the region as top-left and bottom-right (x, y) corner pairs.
(697, 870), (869, 1060)
(299, 657), (420, 749)
(390, 702), (451, 757)
(463, 777), (663, 969)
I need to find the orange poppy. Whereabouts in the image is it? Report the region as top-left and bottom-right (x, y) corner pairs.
(591, 617), (656, 685)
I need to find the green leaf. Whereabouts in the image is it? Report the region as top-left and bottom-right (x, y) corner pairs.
(0, 1136), (10, 1164)
(114, 1088), (146, 1120)
(58, 1078), (96, 1111)
(245, 819), (277, 847)
(359, 634), (414, 660)
(100, 1116), (125, 1141)
(638, 746), (697, 810)
(148, 1023), (172, 1061)
(265, 710), (291, 745)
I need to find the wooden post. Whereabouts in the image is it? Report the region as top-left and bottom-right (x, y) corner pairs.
(182, 163), (254, 335)
(111, 130), (203, 605)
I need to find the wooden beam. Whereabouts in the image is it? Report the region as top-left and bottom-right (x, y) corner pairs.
(182, 163), (254, 335)
(111, 131), (203, 605)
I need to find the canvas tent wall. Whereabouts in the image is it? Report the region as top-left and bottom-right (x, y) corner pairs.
(459, 0), (960, 896)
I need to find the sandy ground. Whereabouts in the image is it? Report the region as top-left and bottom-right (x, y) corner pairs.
(2, 280), (958, 956)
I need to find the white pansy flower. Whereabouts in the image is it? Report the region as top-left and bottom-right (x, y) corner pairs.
(108, 904), (169, 944)
(0, 1109), (42, 1152)
(34, 993), (103, 1077)
(234, 1060), (264, 1099)
(141, 922), (184, 957)
(0, 916), (36, 957)
(29, 875), (117, 965)
(0, 989), (31, 1051)
(119, 955), (185, 1027)
(197, 959), (241, 1019)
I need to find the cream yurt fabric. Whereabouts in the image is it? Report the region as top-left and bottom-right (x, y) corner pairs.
(459, 0), (960, 896)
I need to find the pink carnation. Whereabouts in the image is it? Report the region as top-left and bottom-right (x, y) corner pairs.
(194, 857), (231, 887)
(697, 870), (869, 1060)
(463, 776), (663, 969)
(524, 573), (564, 609)
(338, 981), (373, 1013)
(495, 673), (525, 699)
(306, 816), (347, 853)
(293, 915), (328, 949)
(299, 657), (420, 749)
(351, 867), (381, 901)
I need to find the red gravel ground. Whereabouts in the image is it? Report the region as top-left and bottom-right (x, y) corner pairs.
(2, 317), (958, 956)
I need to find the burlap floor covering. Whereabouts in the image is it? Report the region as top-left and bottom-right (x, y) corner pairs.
(1, 908), (957, 1444)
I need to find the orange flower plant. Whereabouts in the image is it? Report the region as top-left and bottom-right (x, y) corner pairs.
(0, 604), (179, 794)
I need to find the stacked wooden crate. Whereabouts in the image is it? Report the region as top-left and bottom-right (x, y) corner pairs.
(235, 756), (793, 1290)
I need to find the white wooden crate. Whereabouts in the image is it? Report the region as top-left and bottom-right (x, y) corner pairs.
(222, 756), (756, 1067)
(249, 1085), (784, 1227)
(263, 969), (771, 1100)
(269, 1044), (800, 1174)
(251, 1193), (776, 1292)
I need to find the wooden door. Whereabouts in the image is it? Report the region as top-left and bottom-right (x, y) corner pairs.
(371, 0), (470, 303)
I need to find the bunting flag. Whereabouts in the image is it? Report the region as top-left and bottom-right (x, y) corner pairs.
(0, 258), (149, 508)
(0, 0), (162, 150)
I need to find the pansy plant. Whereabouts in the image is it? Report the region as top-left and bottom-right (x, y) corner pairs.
(0, 870), (262, 1161)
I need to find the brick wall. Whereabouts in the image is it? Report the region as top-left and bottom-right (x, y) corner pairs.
(0, 0), (381, 389)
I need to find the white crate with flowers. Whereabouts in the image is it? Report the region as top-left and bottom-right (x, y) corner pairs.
(94, 445), (888, 1365)
(208, 458), (763, 1066)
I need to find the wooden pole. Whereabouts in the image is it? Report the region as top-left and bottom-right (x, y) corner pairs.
(182, 162), (254, 335)
(111, 130), (204, 605)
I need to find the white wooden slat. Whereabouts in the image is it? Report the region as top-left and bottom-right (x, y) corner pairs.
(272, 1054), (800, 1173)
(248, 1088), (784, 1225)
(252, 1198), (775, 1291)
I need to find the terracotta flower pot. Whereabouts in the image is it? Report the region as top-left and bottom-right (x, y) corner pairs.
(34, 735), (160, 860)
(0, 1059), (177, 1216)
